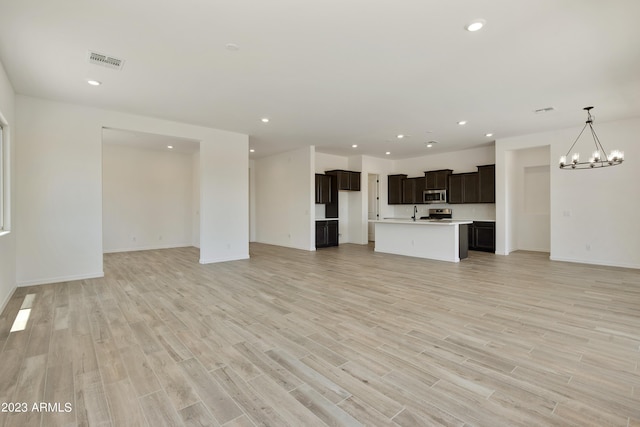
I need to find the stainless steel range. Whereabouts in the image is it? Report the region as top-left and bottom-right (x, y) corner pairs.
(421, 208), (453, 220)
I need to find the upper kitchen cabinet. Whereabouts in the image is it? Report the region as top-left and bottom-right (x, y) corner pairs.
(478, 164), (495, 203)
(403, 176), (426, 204)
(325, 170), (361, 191)
(448, 164), (494, 204)
(315, 174), (332, 204)
(388, 174), (407, 205)
(448, 172), (479, 204)
(425, 169), (453, 190)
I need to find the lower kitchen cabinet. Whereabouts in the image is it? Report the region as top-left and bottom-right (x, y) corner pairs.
(316, 220), (339, 248)
(469, 221), (495, 252)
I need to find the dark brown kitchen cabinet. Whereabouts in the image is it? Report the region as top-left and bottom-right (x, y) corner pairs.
(316, 220), (338, 248)
(448, 174), (463, 203)
(402, 178), (416, 204)
(469, 221), (495, 252)
(407, 177), (427, 204)
(402, 177), (427, 204)
(387, 174), (407, 205)
(315, 174), (332, 204)
(463, 173), (479, 203)
(325, 170), (361, 191)
(448, 172), (479, 204)
(425, 169), (453, 190)
(478, 164), (495, 203)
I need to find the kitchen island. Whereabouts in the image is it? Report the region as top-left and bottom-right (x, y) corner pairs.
(370, 219), (472, 262)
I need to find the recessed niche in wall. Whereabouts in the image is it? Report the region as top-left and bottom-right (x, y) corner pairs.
(524, 165), (550, 214)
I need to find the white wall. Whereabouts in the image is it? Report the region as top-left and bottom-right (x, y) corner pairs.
(102, 143), (194, 253)
(0, 60), (16, 312)
(497, 117), (640, 268)
(199, 135), (249, 263)
(255, 146), (315, 251)
(16, 95), (248, 286)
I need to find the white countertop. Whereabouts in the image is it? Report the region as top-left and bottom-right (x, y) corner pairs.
(371, 219), (472, 225)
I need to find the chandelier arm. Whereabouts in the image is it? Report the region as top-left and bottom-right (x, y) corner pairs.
(588, 124), (609, 159)
(564, 123), (589, 157)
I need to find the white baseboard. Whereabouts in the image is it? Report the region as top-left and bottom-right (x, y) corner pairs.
(0, 286), (17, 315)
(550, 256), (640, 270)
(103, 243), (192, 254)
(17, 271), (105, 287)
(199, 253), (249, 264)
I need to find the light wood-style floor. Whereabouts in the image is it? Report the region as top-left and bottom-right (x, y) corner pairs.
(0, 243), (639, 427)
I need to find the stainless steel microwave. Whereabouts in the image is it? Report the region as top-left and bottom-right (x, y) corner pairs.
(423, 189), (447, 204)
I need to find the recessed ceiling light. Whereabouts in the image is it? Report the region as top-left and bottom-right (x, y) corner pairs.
(385, 151), (391, 155)
(427, 144), (433, 148)
(396, 134), (404, 139)
(352, 144), (358, 148)
(457, 120), (467, 125)
(167, 145), (173, 149)
(87, 79), (101, 86)
(485, 133), (493, 137)
(465, 19), (486, 32)
(261, 118), (269, 123)
(249, 149), (255, 153)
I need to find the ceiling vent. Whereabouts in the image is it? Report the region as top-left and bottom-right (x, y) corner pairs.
(534, 106), (556, 114)
(87, 51), (125, 70)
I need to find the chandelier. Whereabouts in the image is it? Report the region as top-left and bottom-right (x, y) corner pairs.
(559, 107), (624, 169)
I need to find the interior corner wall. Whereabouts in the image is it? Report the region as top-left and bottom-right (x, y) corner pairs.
(15, 95), (249, 286)
(102, 143), (194, 253)
(192, 151), (200, 248)
(199, 134), (249, 263)
(0, 60), (16, 312)
(496, 116), (640, 268)
(255, 146), (314, 251)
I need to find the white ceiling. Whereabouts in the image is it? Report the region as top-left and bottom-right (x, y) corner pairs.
(1, 0), (639, 159)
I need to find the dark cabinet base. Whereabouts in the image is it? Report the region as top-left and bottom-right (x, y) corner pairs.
(459, 224), (469, 260)
(316, 220), (339, 248)
(469, 221), (495, 252)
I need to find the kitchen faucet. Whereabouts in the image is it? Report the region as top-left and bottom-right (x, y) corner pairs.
(412, 205), (417, 221)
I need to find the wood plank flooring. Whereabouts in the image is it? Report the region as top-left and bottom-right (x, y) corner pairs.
(0, 243), (639, 426)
